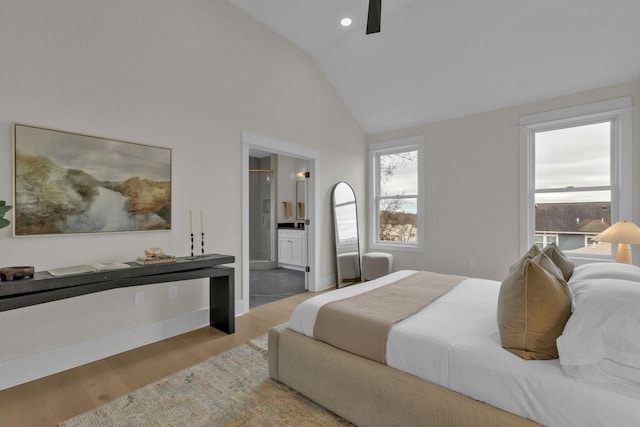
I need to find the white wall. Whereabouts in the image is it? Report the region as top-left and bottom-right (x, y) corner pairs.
(369, 80), (640, 281)
(0, 0), (366, 387)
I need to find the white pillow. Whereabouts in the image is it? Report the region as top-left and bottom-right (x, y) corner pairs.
(557, 278), (640, 387)
(570, 262), (640, 283)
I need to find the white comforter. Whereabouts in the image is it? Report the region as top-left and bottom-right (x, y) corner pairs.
(289, 270), (640, 427)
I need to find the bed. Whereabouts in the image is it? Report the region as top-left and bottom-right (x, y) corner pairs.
(268, 258), (640, 426)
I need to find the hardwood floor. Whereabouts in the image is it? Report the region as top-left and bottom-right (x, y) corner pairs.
(0, 292), (317, 427)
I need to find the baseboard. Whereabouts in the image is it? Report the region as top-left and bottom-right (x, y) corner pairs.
(277, 263), (305, 271)
(0, 309), (210, 391)
(236, 298), (247, 316)
(315, 275), (336, 292)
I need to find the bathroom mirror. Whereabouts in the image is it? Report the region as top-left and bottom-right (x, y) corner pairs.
(331, 182), (361, 287)
(296, 180), (306, 220)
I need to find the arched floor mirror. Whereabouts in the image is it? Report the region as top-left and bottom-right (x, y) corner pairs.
(331, 182), (361, 288)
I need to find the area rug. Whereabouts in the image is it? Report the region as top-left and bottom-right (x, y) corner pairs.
(60, 335), (351, 426)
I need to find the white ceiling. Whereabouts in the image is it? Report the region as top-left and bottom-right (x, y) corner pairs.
(229, 0), (640, 135)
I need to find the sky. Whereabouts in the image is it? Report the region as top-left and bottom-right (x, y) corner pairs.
(379, 150), (418, 213)
(534, 121), (610, 203)
(15, 124), (171, 182)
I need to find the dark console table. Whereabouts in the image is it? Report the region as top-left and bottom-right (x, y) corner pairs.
(0, 254), (235, 334)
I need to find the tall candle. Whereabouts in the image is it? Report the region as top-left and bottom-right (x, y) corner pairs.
(200, 210), (204, 233)
(189, 210), (193, 234)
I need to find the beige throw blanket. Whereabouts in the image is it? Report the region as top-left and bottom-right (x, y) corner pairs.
(314, 271), (466, 364)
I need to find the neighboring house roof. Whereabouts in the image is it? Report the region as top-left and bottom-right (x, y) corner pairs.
(535, 202), (610, 234)
(569, 242), (612, 255)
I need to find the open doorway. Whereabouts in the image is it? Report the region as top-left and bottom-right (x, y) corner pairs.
(248, 153), (276, 270)
(241, 132), (319, 315)
(248, 152), (308, 308)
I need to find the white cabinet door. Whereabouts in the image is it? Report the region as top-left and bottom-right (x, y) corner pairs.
(290, 238), (303, 266)
(278, 229), (306, 269)
(278, 237), (293, 264)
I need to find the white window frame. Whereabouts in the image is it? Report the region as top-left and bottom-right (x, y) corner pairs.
(535, 233), (558, 248)
(369, 136), (425, 253)
(519, 96), (633, 262)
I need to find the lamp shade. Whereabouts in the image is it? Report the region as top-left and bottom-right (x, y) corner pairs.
(593, 221), (640, 244)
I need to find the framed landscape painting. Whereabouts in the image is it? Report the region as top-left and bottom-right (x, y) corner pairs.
(13, 123), (172, 236)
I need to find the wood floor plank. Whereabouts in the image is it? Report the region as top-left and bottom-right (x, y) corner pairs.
(73, 358), (131, 407)
(0, 291), (320, 427)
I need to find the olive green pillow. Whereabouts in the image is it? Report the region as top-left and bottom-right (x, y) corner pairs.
(542, 243), (574, 281)
(497, 253), (571, 360)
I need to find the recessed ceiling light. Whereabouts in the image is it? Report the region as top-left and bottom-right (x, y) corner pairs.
(340, 17), (352, 27)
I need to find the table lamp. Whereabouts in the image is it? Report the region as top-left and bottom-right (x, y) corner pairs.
(593, 221), (640, 264)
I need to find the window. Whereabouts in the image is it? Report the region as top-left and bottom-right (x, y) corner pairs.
(520, 97), (632, 261)
(369, 136), (425, 252)
(535, 233), (558, 249)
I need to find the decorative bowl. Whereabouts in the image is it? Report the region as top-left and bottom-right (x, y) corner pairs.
(144, 247), (165, 257)
(0, 266), (35, 282)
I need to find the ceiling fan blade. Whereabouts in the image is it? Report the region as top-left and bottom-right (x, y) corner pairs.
(366, 0), (381, 34)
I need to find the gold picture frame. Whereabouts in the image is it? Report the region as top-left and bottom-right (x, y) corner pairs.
(13, 123), (172, 236)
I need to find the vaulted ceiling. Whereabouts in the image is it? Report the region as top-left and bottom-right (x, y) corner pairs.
(229, 0), (640, 134)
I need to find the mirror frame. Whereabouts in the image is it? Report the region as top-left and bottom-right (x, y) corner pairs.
(331, 181), (361, 288)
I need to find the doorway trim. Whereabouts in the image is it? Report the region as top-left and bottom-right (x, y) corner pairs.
(241, 131), (319, 315)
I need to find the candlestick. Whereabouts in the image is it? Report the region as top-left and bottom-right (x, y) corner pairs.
(201, 232), (205, 256)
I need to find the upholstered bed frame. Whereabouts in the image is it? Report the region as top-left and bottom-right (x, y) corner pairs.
(268, 323), (540, 427)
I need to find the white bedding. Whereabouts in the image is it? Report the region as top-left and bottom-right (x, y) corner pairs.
(288, 270), (640, 427)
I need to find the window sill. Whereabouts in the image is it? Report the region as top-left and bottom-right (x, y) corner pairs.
(370, 242), (424, 253)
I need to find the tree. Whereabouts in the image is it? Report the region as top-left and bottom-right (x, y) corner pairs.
(378, 151), (418, 242)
